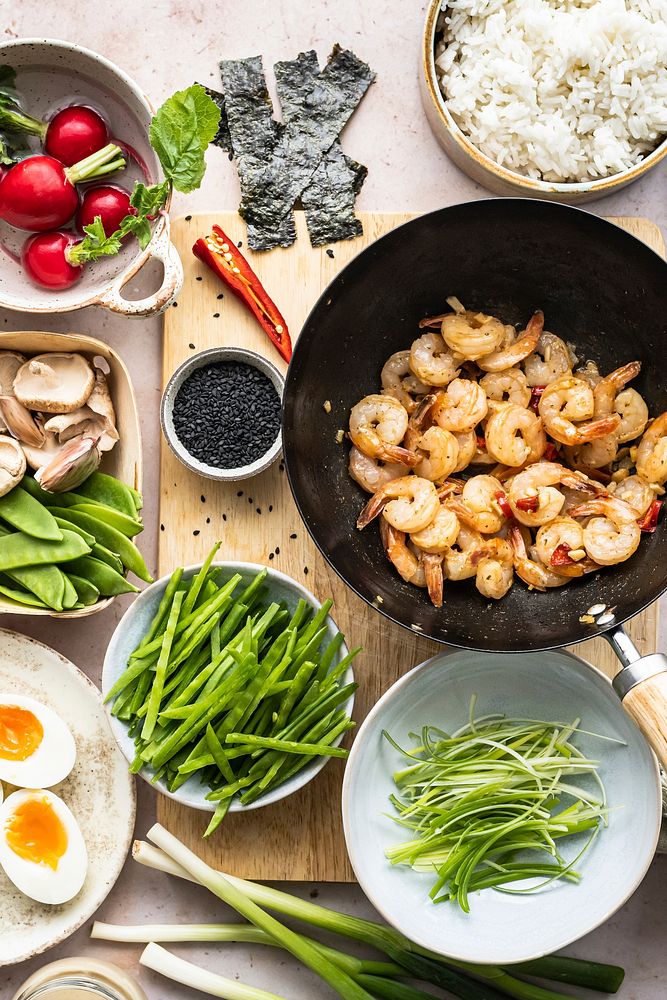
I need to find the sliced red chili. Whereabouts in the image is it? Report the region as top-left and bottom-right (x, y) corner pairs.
(476, 434), (486, 450)
(515, 495), (539, 512)
(550, 543), (575, 566)
(637, 499), (662, 533)
(530, 385), (546, 413)
(544, 442), (559, 462)
(192, 225), (292, 362)
(494, 490), (513, 519)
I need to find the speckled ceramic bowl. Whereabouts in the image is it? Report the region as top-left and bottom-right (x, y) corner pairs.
(161, 346), (285, 482)
(420, 0), (667, 203)
(0, 39), (182, 316)
(102, 561), (355, 813)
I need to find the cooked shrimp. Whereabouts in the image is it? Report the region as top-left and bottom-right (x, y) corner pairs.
(381, 351), (429, 412)
(440, 310), (505, 361)
(563, 435), (619, 471)
(380, 519), (426, 587)
(452, 429), (477, 472)
(566, 363), (642, 467)
(357, 475), (438, 532)
(409, 333), (461, 387)
(479, 367), (531, 408)
(509, 525), (568, 590)
(507, 461), (596, 527)
(575, 360), (602, 389)
(538, 376), (621, 446)
(613, 474), (655, 517)
(432, 379), (488, 433)
(524, 332), (575, 387)
(444, 524), (487, 580)
(475, 537), (514, 600)
(593, 361), (641, 416)
(635, 413), (667, 486)
(484, 404), (546, 467)
(615, 388), (649, 444)
(477, 311), (544, 373)
(349, 394), (417, 466)
(348, 446), (407, 495)
(410, 504), (459, 553)
(569, 496), (641, 565)
(421, 552), (445, 607)
(413, 426), (460, 482)
(447, 474), (506, 534)
(534, 517), (585, 567)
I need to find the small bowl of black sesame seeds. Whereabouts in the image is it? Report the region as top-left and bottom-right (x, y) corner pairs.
(161, 346), (284, 481)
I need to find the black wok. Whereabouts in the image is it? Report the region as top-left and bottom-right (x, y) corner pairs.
(283, 200), (667, 762)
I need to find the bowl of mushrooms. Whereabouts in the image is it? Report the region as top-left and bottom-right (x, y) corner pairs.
(0, 329), (141, 617)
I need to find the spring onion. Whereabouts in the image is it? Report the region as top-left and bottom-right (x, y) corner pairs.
(139, 942), (287, 1000)
(131, 831), (624, 999)
(384, 709), (615, 912)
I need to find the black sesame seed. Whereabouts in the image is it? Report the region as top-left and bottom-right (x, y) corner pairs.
(304, 566), (309, 575)
(189, 343), (195, 350)
(172, 360), (281, 470)
(196, 276), (203, 281)
(185, 214), (192, 221)
(326, 248), (335, 258)
(275, 546), (280, 554)
(290, 533), (297, 539)
(172, 301), (178, 307)
(221, 514), (226, 521)
(269, 552), (274, 560)
(268, 504), (273, 512)
(237, 240), (243, 248)
(206, 517), (211, 524)
(237, 490), (244, 497)
(201, 495), (206, 503)
(213, 312), (220, 318)
(193, 529), (200, 536)
(160, 524), (165, 532)
(256, 507), (261, 514)
(217, 293), (224, 300)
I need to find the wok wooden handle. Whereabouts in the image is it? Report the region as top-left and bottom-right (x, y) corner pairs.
(621, 672), (667, 771)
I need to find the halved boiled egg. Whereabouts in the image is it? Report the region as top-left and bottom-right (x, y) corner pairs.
(0, 788), (87, 904)
(0, 693), (76, 788)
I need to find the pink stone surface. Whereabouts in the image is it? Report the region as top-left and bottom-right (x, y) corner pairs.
(2, 1), (667, 997)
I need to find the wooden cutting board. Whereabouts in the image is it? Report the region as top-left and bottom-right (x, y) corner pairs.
(159, 212), (663, 881)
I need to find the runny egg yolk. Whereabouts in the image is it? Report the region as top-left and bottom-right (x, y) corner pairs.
(0, 704), (44, 760)
(6, 797), (68, 870)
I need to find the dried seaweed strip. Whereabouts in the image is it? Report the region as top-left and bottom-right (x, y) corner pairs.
(220, 56), (295, 249)
(199, 84), (233, 154)
(301, 144), (367, 246)
(238, 46), (375, 250)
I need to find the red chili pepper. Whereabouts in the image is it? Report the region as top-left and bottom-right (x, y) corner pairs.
(192, 225), (292, 362)
(530, 385), (546, 413)
(544, 442), (559, 462)
(550, 543), (575, 566)
(515, 495), (539, 512)
(476, 435), (486, 450)
(494, 490), (513, 519)
(637, 498), (662, 533)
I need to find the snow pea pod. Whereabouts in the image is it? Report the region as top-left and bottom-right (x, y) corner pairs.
(70, 503), (143, 537)
(61, 574), (79, 610)
(5, 564), (67, 611)
(47, 508), (152, 582)
(74, 472), (138, 517)
(0, 487), (63, 541)
(91, 543), (124, 574)
(66, 555), (139, 596)
(0, 529), (89, 571)
(0, 573), (48, 608)
(54, 516), (96, 547)
(67, 573), (100, 606)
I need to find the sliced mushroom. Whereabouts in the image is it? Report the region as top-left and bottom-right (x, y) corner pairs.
(35, 435), (101, 493)
(0, 350), (44, 446)
(13, 353), (95, 414)
(21, 428), (63, 472)
(43, 370), (119, 453)
(0, 434), (26, 497)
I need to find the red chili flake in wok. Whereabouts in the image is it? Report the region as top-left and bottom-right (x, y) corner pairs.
(529, 385), (546, 412)
(637, 499), (662, 533)
(515, 495), (540, 512)
(494, 491), (513, 519)
(551, 543), (575, 566)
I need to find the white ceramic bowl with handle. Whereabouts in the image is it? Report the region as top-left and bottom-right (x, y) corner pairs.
(0, 38), (183, 316)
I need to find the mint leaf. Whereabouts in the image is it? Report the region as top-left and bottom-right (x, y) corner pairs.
(68, 217), (122, 265)
(149, 84), (220, 193)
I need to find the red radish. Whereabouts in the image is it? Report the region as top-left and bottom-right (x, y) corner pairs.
(44, 106), (109, 166)
(22, 231), (83, 289)
(77, 184), (132, 236)
(0, 144), (126, 231)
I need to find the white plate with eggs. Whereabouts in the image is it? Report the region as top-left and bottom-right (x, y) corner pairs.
(0, 628), (136, 966)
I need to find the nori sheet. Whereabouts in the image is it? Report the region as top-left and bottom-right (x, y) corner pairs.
(199, 83), (232, 155)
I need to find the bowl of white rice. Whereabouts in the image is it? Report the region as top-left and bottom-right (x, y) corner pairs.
(421, 0), (667, 201)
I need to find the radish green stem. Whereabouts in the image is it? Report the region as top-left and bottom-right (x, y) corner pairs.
(65, 143), (126, 184)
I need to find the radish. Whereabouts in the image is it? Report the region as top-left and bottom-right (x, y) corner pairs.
(0, 144), (126, 231)
(22, 231), (83, 289)
(0, 102), (109, 167)
(76, 184), (132, 237)
(44, 106), (109, 166)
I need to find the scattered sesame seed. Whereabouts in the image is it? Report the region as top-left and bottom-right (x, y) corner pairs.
(185, 214), (192, 221)
(238, 240), (243, 248)
(275, 546), (280, 554)
(248, 497), (253, 504)
(201, 495), (206, 503)
(304, 566), (309, 575)
(160, 523), (165, 532)
(193, 529), (200, 536)
(268, 505), (273, 512)
(196, 276), (203, 281)
(256, 507), (261, 514)
(189, 343), (195, 350)
(290, 533), (297, 539)
(172, 301), (178, 307)
(326, 248), (335, 259)
(206, 517), (211, 524)
(269, 553), (274, 560)
(213, 312), (220, 318)
(217, 293), (224, 299)
(237, 490), (244, 497)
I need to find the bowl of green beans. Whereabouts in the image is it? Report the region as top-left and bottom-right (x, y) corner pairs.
(102, 544), (358, 836)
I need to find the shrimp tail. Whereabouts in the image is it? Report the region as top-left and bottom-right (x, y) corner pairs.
(418, 313), (449, 329)
(423, 552), (444, 607)
(357, 492), (389, 529)
(379, 444), (421, 467)
(566, 414), (621, 445)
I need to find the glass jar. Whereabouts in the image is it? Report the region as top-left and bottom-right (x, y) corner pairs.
(12, 958), (147, 1000)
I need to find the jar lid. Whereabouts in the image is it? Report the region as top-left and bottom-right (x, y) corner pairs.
(12, 957), (147, 1000)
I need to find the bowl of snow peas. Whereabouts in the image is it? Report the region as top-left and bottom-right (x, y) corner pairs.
(102, 543), (358, 836)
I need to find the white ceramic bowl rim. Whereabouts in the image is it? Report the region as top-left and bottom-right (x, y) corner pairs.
(161, 347), (285, 482)
(103, 560), (354, 813)
(424, 3), (667, 193)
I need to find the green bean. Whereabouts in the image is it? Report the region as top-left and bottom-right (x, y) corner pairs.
(70, 503), (143, 537)
(66, 573), (100, 606)
(5, 564), (67, 610)
(48, 508), (152, 581)
(133, 568), (184, 655)
(226, 733), (349, 758)
(0, 487), (62, 541)
(181, 542), (221, 617)
(0, 529), (89, 571)
(91, 543), (124, 573)
(54, 516), (95, 547)
(74, 472), (138, 516)
(66, 555), (139, 596)
(206, 723), (235, 782)
(142, 591), (184, 742)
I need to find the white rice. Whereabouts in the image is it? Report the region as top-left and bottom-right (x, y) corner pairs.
(435, 0), (667, 182)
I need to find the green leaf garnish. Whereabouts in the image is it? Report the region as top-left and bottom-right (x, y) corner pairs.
(67, 217), (123, 266)
(149, 84), (221, 193)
